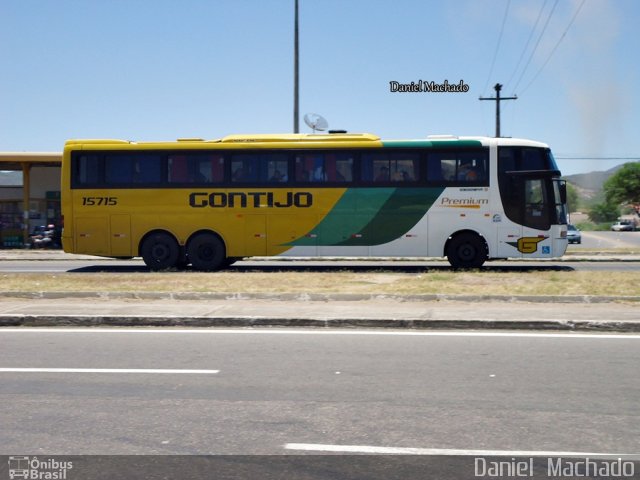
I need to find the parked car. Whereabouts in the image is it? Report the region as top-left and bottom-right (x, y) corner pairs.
(566, 224), (581, 244)
(611, 220), (635, 232)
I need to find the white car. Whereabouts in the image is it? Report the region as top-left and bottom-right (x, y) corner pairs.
(611, 220), (635, 232)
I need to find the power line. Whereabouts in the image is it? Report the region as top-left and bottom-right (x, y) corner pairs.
(555, 157), (640, 160)
(520, 0), (587, 95)
(482, 0), (511, 95)
(512, 0), (559, 93)
(505, 0), (548, 89)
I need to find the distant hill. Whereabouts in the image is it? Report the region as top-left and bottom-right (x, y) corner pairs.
(563, 164), (626, 200)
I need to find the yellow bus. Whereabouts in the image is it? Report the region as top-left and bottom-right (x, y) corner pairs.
(61, 132), (568, 270)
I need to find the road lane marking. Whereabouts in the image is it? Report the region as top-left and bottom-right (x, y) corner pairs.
(0, 328), (639, 339)
(284, 443), (635, 457)
(0, 368), (219, 374)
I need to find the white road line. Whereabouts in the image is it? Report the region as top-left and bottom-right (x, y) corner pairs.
(0, 328), (639, 339)
(284, 443), (634, 457)
(0, 368), (219, 374)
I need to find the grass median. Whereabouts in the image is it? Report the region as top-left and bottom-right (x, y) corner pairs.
(1, 270), (639, 298)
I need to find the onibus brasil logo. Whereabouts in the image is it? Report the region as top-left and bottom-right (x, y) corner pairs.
(8, 456), (73, 479)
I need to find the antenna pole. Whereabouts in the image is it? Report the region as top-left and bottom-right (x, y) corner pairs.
(479, 83), (517, 137)
(293, 0), (299, 133)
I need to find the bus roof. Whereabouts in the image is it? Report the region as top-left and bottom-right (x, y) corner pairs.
(64, 133), (550, 149)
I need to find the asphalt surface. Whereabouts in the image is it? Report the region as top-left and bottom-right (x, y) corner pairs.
(2, 328), (639, 455)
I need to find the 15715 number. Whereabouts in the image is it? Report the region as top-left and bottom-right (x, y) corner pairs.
(82, 196), (118, 206)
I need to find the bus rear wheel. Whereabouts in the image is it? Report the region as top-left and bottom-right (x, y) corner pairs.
(187, 233), (226, 271)
(446, 232), (487, 269)
(141, 232), (180, 271)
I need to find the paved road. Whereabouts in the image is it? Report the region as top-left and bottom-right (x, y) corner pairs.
(573, 230), (640, 250)
(1, 328), (639, 456)
(0, 258), (638, 273)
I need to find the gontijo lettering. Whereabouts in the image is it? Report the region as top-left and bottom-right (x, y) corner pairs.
(189, 191), (313, 208)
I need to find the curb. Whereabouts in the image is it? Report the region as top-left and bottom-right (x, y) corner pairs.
(2, 315), (640, 332)
(1, 291), (640, 303)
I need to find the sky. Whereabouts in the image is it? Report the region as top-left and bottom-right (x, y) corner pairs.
(0, 0), (638, 176)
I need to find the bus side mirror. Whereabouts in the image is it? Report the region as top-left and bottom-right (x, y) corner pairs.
(559, 182), (567, 204)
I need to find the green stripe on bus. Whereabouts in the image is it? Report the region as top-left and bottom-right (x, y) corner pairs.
(335, 187), (444, 246)
(288, 188), (396, 246)
(288, 187), (444, 247)
(381, 140), (483, 148)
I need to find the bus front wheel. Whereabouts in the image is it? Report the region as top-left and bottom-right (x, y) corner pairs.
(187, 233), (226, 271)
(141, 232), (180, 271)
(446, 232), (488, 269)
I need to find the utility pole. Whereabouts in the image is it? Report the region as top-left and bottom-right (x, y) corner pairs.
(293, 0), (299, 133)
(479, 83), (517, 137)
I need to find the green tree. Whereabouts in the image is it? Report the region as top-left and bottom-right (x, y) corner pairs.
(604, 163), (640, 205)
(565, 182), (580, 212)
(588, 201), (619, 223)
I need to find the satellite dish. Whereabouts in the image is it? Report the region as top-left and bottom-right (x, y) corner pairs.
(304, 113), (329, 133)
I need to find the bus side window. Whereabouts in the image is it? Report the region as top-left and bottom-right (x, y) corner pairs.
(456, 153), (483, 183)
(296, 153), (326, 182)
(327, 152), (353, 182)
(105, 155), (133, 184)
(129, 154), (162, 184)
(390, 152), (418, 182)
(168, 154), (223, 184)
(232, 153), (288, 183)
(231, 156), (250, 183)
(362, 152), (418, 184)
(361, 152), (389, 183)
(75, 154), (100, 185)
(426, 153), (444, 182)
(268, 158), (289, 183)
(210, 155), (224, 183)
(426, 153), (457, 182)
(168, 155), (189, 183)
(427, 151), (487, 185)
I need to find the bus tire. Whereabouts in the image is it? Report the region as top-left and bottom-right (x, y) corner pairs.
(187, 233), (226, 271)
(141, 232), (180, 271)
(446, 232), (488, 269)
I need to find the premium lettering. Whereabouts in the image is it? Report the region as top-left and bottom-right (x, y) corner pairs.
(440, 197), (489, 206)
